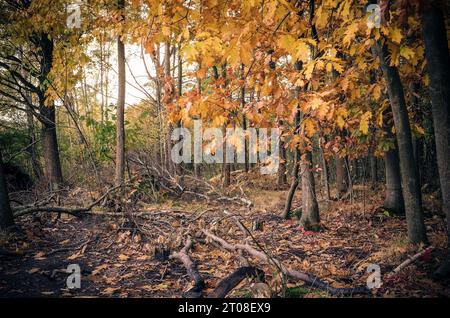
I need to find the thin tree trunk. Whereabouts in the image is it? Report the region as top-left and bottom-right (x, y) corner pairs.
(283, 61), (303, 219)
(175, 46), (183, 176)
(283, 107), (301, 219)
(370, 154), (377, 190)
(164, 42), (174, 174)
(240, 64), (249, 173)
(421, 1), (450, 275)
(115, 0), (126, 187)
(373, 41), (428, 244)
(0, 149), (15, 230)
(300, 151), (320, 230)
(319, 138), (331, 200)
(336, 156), (348, 198)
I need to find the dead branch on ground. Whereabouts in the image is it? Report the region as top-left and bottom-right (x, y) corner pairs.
(203, 229), (369, 296)
(207, 266), (265, 298)
(169, 238), (205, 298)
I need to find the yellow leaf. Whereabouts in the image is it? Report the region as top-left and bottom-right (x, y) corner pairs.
(302, 117), (316, 137)
(359, 111), (372, 134)
(390, 27), (403, 44)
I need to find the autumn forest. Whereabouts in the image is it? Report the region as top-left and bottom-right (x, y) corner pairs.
(0, 0), (449, 300)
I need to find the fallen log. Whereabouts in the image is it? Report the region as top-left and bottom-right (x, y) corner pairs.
(207, 266), (265, 298)
(203, 230), (369, 296)
(169, 238), (205, 298)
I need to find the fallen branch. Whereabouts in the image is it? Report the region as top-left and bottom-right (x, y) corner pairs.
(203, 230), (369, 296)
(217, 196), (253, 207)
(207, 266), (264, 298)
(389, 246), (434, 277)
(169, 238), (205, 298)
(13, 183), (126, 218)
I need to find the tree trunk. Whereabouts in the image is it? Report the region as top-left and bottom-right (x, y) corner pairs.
(319, 138), (331, 200)
(283, 61), (303, 219)
(384, 147), (405, 215)
(299, 151), (320, 230)
(277, 132), (287, 187)
(38, 34), (63, 189)
(115, 0), (126, 187)
(221, 65), (231, 187)
(370, 155), (377, 190)
(40, 104), (63, 190)
(421, 1), (450, 276)
(373, 42), (428, 244)
(336, 156), (348, 199)
(164, 42), (174, 174)
(0, 150), (15, 230)
(175, 46), (183, 176)
(27, 111), (42, 180)
(283, 108), (301, 219)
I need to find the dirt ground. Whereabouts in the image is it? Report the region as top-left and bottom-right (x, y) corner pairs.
(1, 176), (450, 298)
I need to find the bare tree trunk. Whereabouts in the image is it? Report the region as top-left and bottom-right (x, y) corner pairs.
(38, 34), (63, 190)
(421, 1), (450, 276)
(370, 155), (377, 190)
(277, 130), (287, 187)
(336, 156), (348, 199)
(221, 65), (231, 187)
(40, 104), (63, 190)
(283, 108), (301, 219)
(115, 0), (126, 187)
(26, 109), (42, 180)
(175, 46), (183, 176)
(373, 41), (428, 244)
(283, 61), (303, 219)
(164, 42), (174, 174)
(319, 138), (330, 200)
(300, 151), (320, 230)
(0, 149), (15, 230)
(240, 64), (249, 173)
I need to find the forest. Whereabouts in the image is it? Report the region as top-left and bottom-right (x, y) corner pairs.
(0, 0), (449, 300)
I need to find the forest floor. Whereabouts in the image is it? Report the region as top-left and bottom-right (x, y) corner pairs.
(1, 172), (450, 298)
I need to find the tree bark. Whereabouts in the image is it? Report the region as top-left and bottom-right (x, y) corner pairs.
(299, 151), (320, 230)
(0, 149), (15, 230)
(115, 0), (126, 187)
(319, 138), (331, 200)
(283, 61), (303, 219)
(370, 155), (377, 190)
(383, 147), (405, 215)
(336, 156), (348, 198)
(421, 1), (450, 276)
(373, 42), (428, 244)
(39, 34), (63, 189)
(277, 131), (287, 187)
(40, 104), (63, 190)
